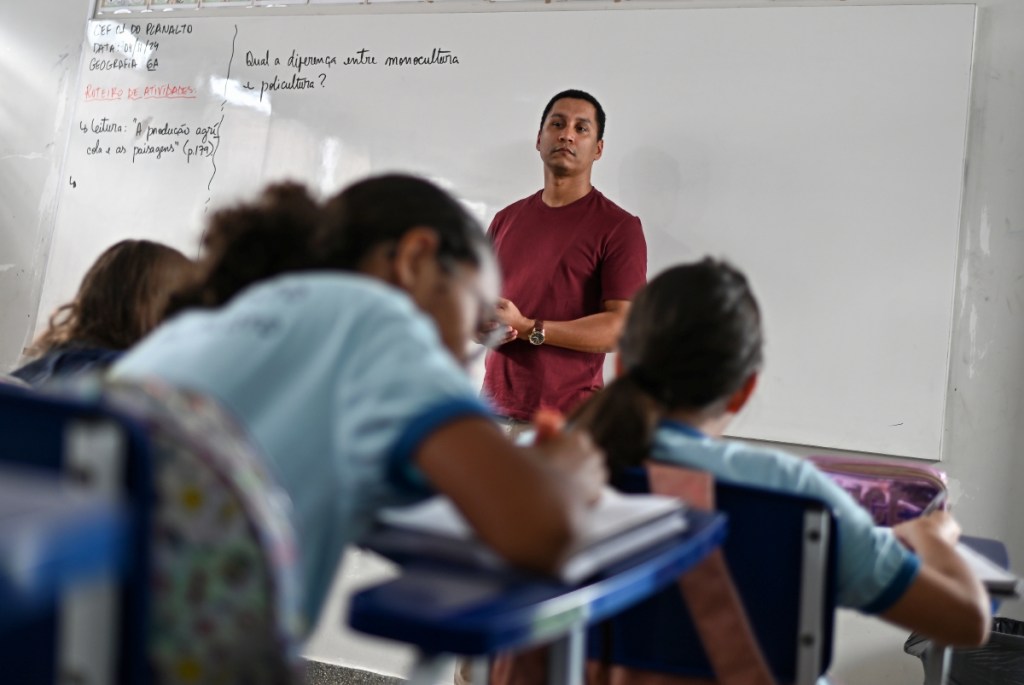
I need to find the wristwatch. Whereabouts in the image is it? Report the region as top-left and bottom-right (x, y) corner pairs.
(528, 320), (546, 346)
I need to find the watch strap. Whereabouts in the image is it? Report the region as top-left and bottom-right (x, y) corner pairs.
(529, 320), (545, 345)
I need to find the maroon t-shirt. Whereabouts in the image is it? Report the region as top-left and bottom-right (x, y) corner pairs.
(483, 188), (647, 420)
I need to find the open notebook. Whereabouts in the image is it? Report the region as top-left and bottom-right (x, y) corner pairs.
(369, 488), (687, 584)
(956, 541), (1020, 597)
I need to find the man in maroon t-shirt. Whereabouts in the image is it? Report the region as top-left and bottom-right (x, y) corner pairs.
(482, 89), (647, 431)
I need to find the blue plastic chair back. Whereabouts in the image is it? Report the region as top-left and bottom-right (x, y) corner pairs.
(0, 380), (304, 685)
(0, 382), (152, 685)
(588, 466), (839, 684)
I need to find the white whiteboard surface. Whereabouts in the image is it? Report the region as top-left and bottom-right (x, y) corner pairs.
(41, 3), (975, 458)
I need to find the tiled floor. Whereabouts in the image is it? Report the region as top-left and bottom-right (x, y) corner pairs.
(304, 660), (404, 685)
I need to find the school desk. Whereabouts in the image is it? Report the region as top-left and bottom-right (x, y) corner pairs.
(348, 509), (726, 685)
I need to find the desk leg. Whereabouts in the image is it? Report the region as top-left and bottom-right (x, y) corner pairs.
(923, 644), (951, 685)
(408, 652), (454, 685)
(470, 656), (491, 685)
(548, 624), (584, 685)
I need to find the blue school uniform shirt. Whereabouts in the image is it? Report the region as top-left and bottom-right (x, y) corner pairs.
(111, 272), (490, 623)
(652, 420), (919, 613)
(12, 346), (122, 386)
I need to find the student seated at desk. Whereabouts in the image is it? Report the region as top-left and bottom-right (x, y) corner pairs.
(12, 239), (193, 386)
(572, 258), (990, 648)
(112, 176), (603, 625)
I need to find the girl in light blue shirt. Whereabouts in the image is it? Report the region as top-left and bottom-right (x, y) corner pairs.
(114, 176), (603, 625)
(572, 258), (990, 648)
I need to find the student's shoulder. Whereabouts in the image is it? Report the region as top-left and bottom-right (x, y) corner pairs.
(248, 272), (417, 318)
(656, 429), (820, 495)
(729, 442), (825, 488)
(710, 439), (813, 489)
(11, 346), (120, 386)
(718, 441), (871, 516)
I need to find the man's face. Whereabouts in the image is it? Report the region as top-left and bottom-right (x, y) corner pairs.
(536, 98), (604, 177)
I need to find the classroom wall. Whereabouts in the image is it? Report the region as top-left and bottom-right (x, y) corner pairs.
(829, 1), (1024, 679)
(4, 1), (1024, 683)
(0, 2), (89, 371)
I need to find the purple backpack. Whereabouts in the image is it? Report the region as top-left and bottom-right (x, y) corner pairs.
(807, 455), (946, 527)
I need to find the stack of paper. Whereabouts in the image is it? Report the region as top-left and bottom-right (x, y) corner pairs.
(368, 488), (687, 584)
(956, 542), (1020, 597)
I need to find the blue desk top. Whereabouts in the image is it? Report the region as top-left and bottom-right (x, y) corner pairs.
(0, 466), (127, 632)
(348, 509), (726, 655)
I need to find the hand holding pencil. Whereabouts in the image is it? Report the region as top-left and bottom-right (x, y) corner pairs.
(895, 490), (960, 550)
(920, 490), (948, 517)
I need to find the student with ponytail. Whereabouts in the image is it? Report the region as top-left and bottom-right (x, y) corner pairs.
(573, 258), (991, 648)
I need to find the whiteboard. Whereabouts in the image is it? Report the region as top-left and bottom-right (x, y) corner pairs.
(41, 3), (976, 459)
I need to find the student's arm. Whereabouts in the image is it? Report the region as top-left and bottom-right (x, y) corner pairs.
(880, 512), (991, 646)
(414, 416), (605, 575)
(497, 298), (630, 354)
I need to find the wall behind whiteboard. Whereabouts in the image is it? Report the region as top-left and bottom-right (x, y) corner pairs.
(39, 3), (975, 458)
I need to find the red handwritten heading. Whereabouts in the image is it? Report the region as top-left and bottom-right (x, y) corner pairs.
(84, 83), (198, 102)
(84, 85), (124, 101)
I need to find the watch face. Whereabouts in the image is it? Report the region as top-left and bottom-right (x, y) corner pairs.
(529, 329), (545, 345)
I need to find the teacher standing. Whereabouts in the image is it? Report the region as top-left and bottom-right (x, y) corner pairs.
(483, 89), (647, 434)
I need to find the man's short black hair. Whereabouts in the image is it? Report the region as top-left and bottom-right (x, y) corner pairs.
(539, 89), (606, 141)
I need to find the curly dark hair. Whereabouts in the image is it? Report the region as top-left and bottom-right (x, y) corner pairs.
(30, 239), (193, 356)
(166, 174), (488, 318)
(166, 183), (322, 316)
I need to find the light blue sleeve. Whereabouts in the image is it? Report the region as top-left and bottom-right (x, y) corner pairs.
(781, 457), (920, 612)
(332, 293), (491, 502)
(652, 431), (920, 613)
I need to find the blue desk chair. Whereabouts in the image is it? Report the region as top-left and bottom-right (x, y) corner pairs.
(0, 382), (153, 685)
(587, 468), (839, 685)
(0, 464), (128, 632)
(0, 380), (305, 685)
